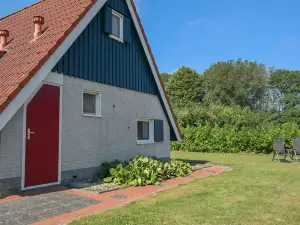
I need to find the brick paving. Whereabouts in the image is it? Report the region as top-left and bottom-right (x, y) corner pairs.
(0, 166), (228, 225)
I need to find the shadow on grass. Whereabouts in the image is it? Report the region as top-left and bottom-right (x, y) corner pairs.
(175, 159), (211, 166)
(276, 159), (294, 164)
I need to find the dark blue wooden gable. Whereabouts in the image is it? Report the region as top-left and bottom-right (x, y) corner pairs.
(53, 0), (156, 95)
(52, 0), (178, 141)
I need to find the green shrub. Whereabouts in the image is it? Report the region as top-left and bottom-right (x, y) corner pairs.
(171, 122), (300, 154)
(99, 160), (124, 179)
(103, 155), (192, 186)
(175, 104), (271, 129)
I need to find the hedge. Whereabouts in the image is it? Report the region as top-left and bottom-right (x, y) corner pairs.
(171, 122), (300, 154)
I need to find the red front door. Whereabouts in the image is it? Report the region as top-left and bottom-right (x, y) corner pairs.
(25, 84), (60, 188)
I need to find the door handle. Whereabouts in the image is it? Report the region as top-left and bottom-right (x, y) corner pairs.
(27, 128), (35, 140)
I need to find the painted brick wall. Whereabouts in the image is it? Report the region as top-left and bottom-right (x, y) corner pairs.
(0, 108), (23, 180)
(0, 74), (170, 186)
(61, 75), (170, 172)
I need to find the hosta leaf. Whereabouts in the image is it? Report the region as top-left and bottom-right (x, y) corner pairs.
(103, 177), (113, 183)
(109, 168), (117, 176)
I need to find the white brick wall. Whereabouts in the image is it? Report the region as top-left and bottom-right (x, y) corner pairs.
(0, 74), (171, 180)
(61, 75), (170, 172)
(0, 108), (23, 179)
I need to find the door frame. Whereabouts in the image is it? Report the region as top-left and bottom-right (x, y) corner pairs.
(21, 80), (63, 191)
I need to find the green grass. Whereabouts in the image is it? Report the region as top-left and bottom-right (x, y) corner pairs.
(71, 152), (300, 225)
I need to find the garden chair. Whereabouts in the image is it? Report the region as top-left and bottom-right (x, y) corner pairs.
(290, 137), (300, 163)
(272, 138), (291, 162)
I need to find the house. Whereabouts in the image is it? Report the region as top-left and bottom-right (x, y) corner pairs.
(0, 0), (181, 194)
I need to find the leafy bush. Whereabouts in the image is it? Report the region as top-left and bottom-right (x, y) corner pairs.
(270, 109), (300, 127)
(99, 160), (124, 179)
(175, 104), (271, 129)
(171, 122), (300, 154)
(103, 155), (192, 186)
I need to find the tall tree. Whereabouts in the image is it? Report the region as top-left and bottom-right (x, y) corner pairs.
(269, 69), (300, 110)
(160, 73), (172, 84)
(166, 66), (205, 108)
(203, 59), (268, 110)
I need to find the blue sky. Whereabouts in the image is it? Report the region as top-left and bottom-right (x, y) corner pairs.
(2, 0), (300, 74)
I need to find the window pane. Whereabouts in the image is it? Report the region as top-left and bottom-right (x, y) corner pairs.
(112, 14), (120, 38)
(143, 122), (149, 139)
(137, 121), (150, 140)
(137, 121), (143, 140)
(83, 93), (96, 114)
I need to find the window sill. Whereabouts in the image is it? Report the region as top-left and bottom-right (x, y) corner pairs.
(137, 140), (155, 145)
(109, 35), (124, 43)
(82, 114), (103, 118)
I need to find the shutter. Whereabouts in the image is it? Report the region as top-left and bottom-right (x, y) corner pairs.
(123, 17), (131, 43)
(104, 6), (112, 34)
(154, 120), (164, 142)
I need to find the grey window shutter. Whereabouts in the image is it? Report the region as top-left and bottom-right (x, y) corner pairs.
(123, 17), (131, 43)
(104, 6), (112, 34)
(154, 120), (164, 142)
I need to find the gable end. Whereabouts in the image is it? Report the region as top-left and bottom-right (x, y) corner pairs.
(52, 0), (180, 141)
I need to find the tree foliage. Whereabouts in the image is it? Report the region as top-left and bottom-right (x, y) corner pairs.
(269, 69), (300, 110)
(203, 59), (268, 110)
(160, 73), (172, 84)
(166, 66), (205, 108)
(160, 60), (300, 154)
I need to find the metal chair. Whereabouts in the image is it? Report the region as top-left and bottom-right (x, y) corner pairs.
(290, 137), (300, 163)
(272, 138), (291, 162)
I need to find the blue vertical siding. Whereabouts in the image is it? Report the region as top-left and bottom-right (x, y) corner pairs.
(52, 0), (178, 141)
(53, 0), (156, 95)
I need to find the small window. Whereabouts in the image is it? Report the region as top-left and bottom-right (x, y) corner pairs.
(137, 121), (150, 140)
(110, 10), (124, 42)
(82, 91), (101, 117)
(112, 14), (121, 38)
(137, 119), (154, 144)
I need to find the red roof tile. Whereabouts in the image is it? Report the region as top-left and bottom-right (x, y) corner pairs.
(0, 0), (97, 113)
(0, 0), (181, 138)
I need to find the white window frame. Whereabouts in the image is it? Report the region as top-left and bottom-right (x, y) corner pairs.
(82, 90), (102, 118)
(136, 118), (154, 145)
(109, 10), (124, 43)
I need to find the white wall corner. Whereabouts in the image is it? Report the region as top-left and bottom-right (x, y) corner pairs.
(45, 72), (64, 86)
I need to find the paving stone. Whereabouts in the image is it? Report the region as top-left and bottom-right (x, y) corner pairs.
(206, 170), (217, 173)
(0, 216), (18, 225)
(0, 192), (100, 225)
(111, 194), (128, 199)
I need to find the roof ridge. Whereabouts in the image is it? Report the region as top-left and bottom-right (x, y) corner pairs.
(0, 0), (45, 21)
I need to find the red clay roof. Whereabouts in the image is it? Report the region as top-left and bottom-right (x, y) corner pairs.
(0, 0), (181, 138)
(0, 0), (97, 112)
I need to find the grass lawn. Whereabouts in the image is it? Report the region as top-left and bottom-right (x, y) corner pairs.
(71, 152), (300, 225)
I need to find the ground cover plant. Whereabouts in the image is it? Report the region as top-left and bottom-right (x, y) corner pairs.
(102, 155), (192, 186)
